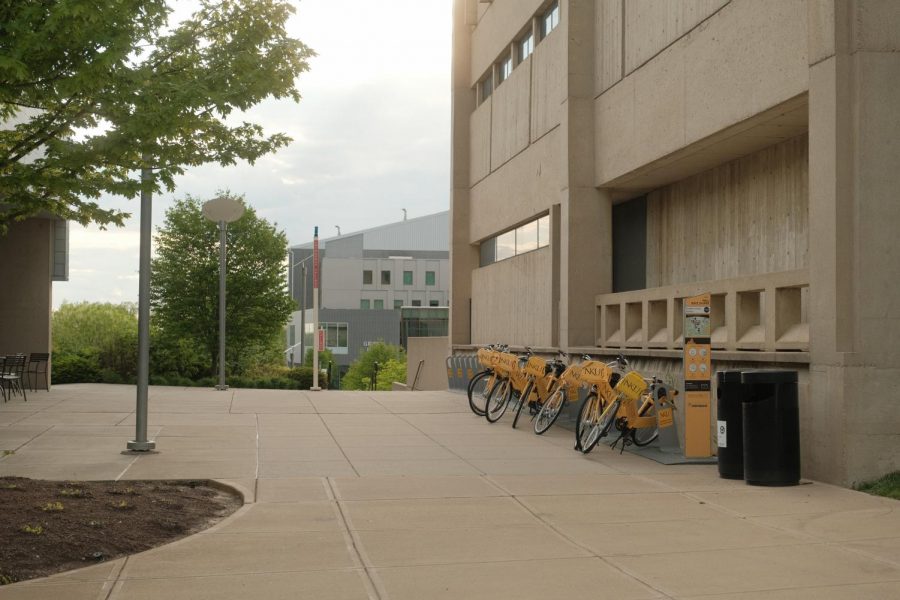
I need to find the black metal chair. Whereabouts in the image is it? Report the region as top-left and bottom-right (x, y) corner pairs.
(1, 354), (27, 402)
(26, 352), (49, 392)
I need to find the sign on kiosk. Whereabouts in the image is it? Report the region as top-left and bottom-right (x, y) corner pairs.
(683, 293), (712, 458)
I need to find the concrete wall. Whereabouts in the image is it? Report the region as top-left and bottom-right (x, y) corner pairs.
(646, 135), (809, 287)
(594, 0), (809, 186)
(471, 247), (553, 346)
(0, 219), (54, 360)
(406, 336), (450, 391)
(807, 0), (900, 485)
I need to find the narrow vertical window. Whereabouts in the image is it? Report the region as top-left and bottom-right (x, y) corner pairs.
(362, 270), (373, 285)
(425, 271), (436, 286)
(498, 55), (513, 84)
(519, 32), (534, 62)
(381, 270), (391, 285)
(541, 1), (559, 38)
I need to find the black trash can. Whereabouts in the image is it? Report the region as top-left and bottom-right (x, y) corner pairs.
(740, 370), (800, 486)
(716, 371), (746, 479)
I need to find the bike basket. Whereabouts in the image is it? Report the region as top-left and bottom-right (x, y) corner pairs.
(615, 371), (647, 401)
(523, 356), (547, 378)
(495, 352), (520, 374)
(577, 361), (612, 385)
(476, 348), (494, 368)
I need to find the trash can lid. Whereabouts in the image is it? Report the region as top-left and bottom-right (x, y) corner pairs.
(716, 370), (743, 384)
(740, 370), (798, 384)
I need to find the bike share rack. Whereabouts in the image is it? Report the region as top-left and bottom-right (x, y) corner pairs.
(446, 355), (477, 391)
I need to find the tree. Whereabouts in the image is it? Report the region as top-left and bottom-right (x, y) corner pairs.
(376, 358), (407, 391)
(150, 194), (294, 376)
(303, 347), (334, 368)
(0, 0), (313, 230)
(341, 342), (405, 391)
(52, 301), (139, 381)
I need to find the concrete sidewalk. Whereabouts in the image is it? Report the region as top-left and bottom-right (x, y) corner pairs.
(1, 385), (898, 599)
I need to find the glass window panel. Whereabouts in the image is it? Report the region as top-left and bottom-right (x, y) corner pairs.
(537, 215), (550, 248)
(425, 271), (436, 286)
(360, 299), (370, 310)
(412, 299), (422, 306)
(480, 76), (492, 101)
(542, 1), (559, 37)
(496, 230), (516, 261)
(498, 56), (512, 83)
(394, 299), (403, 309)
(519, 33), (534, 62)
(363, 270), (373, 284)
(374, 299), (384, 309)
(337, 324), (348, 348)
(381, 270), (390, 285)
(403, 270), (413, 285)
(429, 300), (439, 307)
(480, 238), (496, 267)
(516, 221), (538, 253)
(326, 324), (338, 347)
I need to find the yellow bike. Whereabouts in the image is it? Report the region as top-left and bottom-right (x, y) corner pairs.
(578, 370), (677, 454)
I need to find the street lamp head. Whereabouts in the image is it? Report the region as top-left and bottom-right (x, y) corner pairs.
(202, 195), (245, 223)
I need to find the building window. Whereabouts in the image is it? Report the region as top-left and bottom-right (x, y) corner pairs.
(412, 300), (422, 307)
(360, 299), (370, 310)
(541, 1), (559, 38)
(381, 270), (391, 285)
(394, 299), (403, 309)
(363, 270), (373, 285)
(429, 300), (439, 307)
(314, 322), (349, 355)
(498, 55), (513, 84)
(479, 214), (551, 267)
(519, 32), (534, 62)
(374, 299), (384, 309)
(403, 270), (413, 285)
(425, 271), (436, 286)
(479, 75), (493, 103)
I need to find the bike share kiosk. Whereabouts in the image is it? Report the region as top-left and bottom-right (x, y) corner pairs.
(683, 293), (713, 458)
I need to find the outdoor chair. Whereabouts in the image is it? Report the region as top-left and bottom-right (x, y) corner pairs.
(1, 354), (27, 402)
(26, 352), (49, 392)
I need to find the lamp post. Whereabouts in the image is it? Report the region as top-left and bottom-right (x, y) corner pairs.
(127, 159), (155, 452)
(202, 195), (245, 391)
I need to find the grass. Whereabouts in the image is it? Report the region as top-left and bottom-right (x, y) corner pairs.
(855, 471), (900, 500)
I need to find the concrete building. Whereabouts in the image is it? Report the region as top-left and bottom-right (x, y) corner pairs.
(287, 212), (449, 372)
(450, 0), (900, 485)
(0, 216), (68, 366)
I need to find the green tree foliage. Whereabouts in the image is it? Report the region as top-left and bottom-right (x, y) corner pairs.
(303, 347), (334, 368)
(0, 0), (313, 230)
(341, 342), (406, 391)
(150, 194), (294, 377)
(376, 358), (407, 391)
(52, 302), (138, 381)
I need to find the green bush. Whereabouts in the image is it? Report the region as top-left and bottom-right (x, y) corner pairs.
(52, 352), (103, 384)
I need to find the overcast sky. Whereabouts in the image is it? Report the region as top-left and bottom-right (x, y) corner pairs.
(55, 0), (452, 309)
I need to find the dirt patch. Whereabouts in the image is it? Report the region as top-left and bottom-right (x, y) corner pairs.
(0, 477), (242, 585)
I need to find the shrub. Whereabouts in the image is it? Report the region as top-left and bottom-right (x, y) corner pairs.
(52, 352), (103, 384)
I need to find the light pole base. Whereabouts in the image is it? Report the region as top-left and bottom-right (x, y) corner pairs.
(126, 440), (156, 451)
(309, 386), (322, 391)
(215, 385), (229, 391)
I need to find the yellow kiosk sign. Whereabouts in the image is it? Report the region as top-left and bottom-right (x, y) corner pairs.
(684, 293), (712, 458)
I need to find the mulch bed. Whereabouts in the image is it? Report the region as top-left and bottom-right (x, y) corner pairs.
(0, 477), (242, 585)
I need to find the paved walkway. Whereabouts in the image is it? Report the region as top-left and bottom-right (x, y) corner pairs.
(1, 385), (899, 599)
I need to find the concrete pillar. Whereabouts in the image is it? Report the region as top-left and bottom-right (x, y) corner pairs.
(558, 0), (611, 347)
(449, 0), (478, 346)
(0, 219), (54, 357)
(807, 0), (900, 485)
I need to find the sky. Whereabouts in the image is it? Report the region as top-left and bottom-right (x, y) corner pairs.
(55, 0), (452, 309)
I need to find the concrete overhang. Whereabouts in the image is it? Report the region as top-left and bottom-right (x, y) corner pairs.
(602, 94), (808, 201)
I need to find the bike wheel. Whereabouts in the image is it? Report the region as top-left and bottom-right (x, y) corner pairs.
(467, 370), (492, 416)
(596, 399), (621, 442)
(534, 387), (566, 435)
(485, 378), (512, 423)
(576, 393), (604, 453)
(631, 396), (659, 446)
(511, 381), (533, 429)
